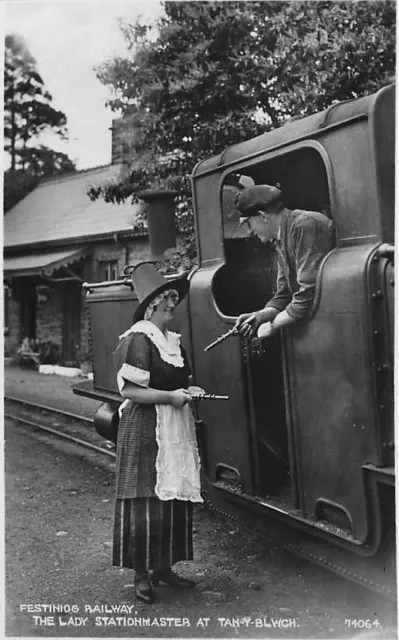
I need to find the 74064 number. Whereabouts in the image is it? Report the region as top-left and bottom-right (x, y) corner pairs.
(345, 620), (381, 629)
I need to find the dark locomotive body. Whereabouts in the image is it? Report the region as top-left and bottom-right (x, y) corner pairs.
(74, 85), (395, 597)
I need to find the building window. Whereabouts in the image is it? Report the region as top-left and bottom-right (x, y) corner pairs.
(100, 260), (119, 281)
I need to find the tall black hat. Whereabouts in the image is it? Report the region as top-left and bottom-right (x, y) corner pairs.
(132, 262), (189, 323)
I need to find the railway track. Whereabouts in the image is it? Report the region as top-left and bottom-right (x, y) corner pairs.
(4, 395), (116, 459)
(5, 396), (395, 602)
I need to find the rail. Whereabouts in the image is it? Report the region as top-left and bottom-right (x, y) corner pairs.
(5, 395), (94, 423)
(4, 396), (116, 459)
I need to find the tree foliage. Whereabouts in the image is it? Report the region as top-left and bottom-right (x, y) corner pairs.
(93, 0), (395, 245)
(4, 148), (77, 212)
(3, 170), (38, 214)
(4, 34), (76, 211)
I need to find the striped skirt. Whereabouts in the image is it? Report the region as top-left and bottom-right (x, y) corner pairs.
(113, 497), (193, 571)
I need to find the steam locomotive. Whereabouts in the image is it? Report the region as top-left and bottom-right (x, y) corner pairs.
(74, 84), (395, 597)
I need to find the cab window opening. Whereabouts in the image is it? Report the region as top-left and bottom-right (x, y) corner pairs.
(214, 146), (331, 319)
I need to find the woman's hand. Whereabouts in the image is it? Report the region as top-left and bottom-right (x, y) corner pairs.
(187, 385), (206, 399)
(169, 388), (193, 408)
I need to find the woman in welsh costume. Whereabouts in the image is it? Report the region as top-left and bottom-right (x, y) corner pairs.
(112, 263), (204, 604)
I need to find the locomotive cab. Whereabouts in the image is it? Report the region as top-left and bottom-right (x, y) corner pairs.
(188, 84), (395, 595)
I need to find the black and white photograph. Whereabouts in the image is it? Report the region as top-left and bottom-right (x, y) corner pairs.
(3, 0), (396, 638)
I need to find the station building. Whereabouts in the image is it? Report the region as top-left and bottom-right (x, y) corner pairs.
(3, 120), (178, 366)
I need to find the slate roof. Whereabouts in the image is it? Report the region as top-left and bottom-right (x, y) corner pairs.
(4, 164), (144, 250)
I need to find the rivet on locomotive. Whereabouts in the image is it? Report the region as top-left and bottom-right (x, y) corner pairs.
(74, 84), (395, 598)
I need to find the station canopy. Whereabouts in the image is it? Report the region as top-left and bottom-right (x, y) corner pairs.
(3, 248), (87, 277)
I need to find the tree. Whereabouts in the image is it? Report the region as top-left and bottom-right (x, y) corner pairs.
(3, 170), (38, 214)
(4, 148), (76, 212)
(4, 34), (76, 211)
(266, 1), (396, 116)
(92, 1), (395, 252)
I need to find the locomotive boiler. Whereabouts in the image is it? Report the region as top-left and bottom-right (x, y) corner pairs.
(74, 84), (395, 597)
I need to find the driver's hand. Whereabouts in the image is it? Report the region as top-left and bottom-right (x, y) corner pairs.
(234, 312), (259, 338)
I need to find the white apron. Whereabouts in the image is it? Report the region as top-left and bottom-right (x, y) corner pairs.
(117, 320), (203, 503)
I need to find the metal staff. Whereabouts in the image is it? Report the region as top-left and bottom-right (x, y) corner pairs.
(190, 394), (229, 400)
(204, 328), (236, 352)
(204, 314), (256, 352)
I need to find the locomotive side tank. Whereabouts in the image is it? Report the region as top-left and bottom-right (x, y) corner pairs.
(74, 84), (395, 597)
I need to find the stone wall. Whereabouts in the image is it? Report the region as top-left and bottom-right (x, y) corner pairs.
(80, 300), (91, 360)
(4, 292), (20, 357)
(92, 236), (151, 281)
(36, 286), (63, 347)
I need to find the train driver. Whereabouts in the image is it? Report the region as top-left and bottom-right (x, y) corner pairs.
(233, 184), (335, 339)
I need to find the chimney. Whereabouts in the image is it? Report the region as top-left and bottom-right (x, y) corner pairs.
(137, 190), (178, 260)
(110, 117), (135, 165)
